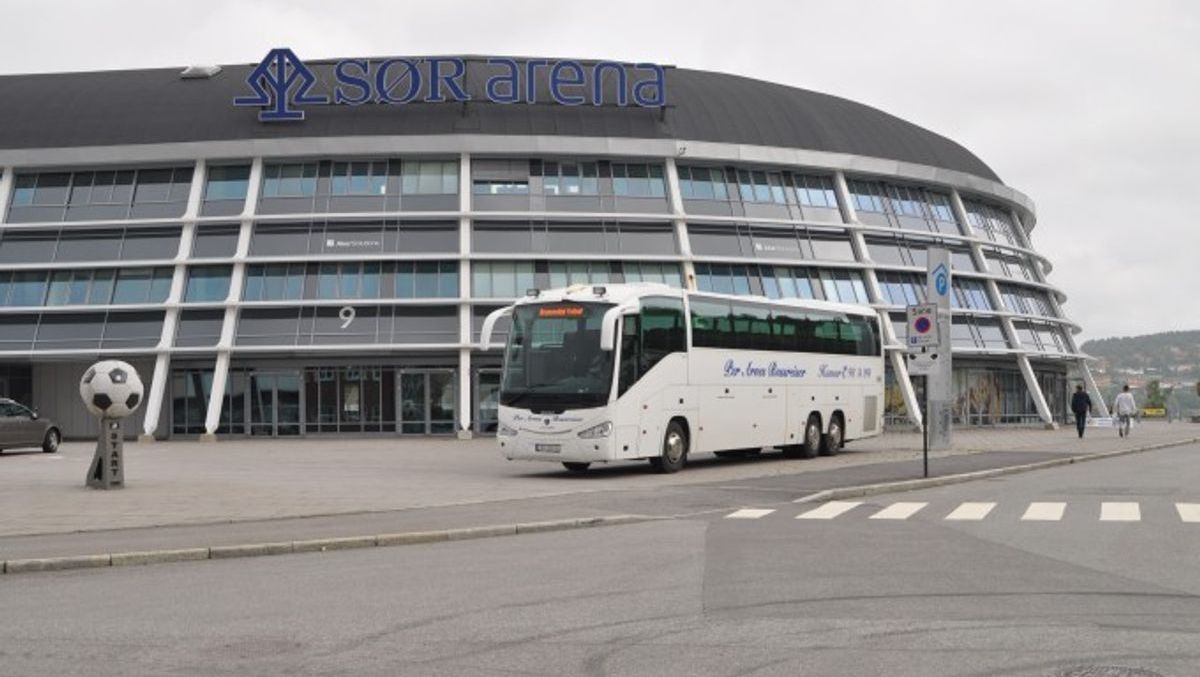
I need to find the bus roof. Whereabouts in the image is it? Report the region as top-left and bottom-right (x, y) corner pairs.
(511, 283), (878, 318)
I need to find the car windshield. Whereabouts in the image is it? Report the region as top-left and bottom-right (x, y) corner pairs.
(500, 302), (615, 411)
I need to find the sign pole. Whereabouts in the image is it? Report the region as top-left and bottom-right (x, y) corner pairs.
(923, 375), (929, 478)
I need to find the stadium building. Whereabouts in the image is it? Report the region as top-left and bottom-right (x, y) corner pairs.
(0, 51), (1104, 440)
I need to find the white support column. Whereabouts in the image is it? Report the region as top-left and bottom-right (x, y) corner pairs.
(663, 157), (696, 290)
(951, 191), (1055, 427)
(836, 171), (921, 428)
(141, 160), (208, 441)
(1009, 208), (1107, 418)
(0, 165), (14, 223)
(457, 152), (474, 438)
(202, 157), (262, 440)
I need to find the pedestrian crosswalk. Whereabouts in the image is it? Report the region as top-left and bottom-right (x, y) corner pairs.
(722, 501), (1200, 523)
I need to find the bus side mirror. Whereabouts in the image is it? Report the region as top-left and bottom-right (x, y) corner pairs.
(480, 306), (513, 351)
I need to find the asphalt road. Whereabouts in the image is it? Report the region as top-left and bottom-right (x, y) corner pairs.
(2, 444), (1199, 677)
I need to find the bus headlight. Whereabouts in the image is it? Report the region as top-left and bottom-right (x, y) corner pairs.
(497, 423), (518, 437)
(577, 421), (613, 439)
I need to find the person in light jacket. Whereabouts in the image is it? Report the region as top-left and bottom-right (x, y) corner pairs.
(1113, 385), (1138, 438)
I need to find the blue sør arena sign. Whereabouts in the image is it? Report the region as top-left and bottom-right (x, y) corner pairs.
(235, 48), (668, 122)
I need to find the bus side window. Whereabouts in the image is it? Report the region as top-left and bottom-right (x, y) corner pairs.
(620, 297), (686, 396)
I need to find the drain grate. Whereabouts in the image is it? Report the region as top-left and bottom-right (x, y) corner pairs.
(1058, 667), (1164, 677)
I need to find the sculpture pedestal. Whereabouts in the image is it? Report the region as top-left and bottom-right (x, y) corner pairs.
(86, 418), (124, 490)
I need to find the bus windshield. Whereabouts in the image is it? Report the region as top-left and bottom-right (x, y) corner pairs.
(500, 302), (615, 411)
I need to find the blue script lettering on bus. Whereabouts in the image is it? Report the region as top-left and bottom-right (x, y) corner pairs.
(237, 49), (667, 121)
(818, 364), (873, 379)
(724, 359), (808, 379)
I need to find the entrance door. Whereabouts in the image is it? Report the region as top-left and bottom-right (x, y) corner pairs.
(398, 370), (456, 435)
(249, 371), (302, 437)
(474, 369), (501, 434)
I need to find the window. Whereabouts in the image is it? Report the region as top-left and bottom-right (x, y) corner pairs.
(886, 185), (927, 219)
(848, 180), (888, 213)
(793, 174), (838, 209)
(927, 191), (956, 223)
(401, 160), (458, 194)
(243, 263), (305, 301)
(184, 266), (232, 303)
(315, 262), (381, 300)
(111, 267), (173, 305)
(541, 161), (599, 196)
(262, 163), (318, 198)
(621, 262), (683, 287)
(41, 268), (117, 306)
(133, 167), (193, 204)
(2, 271), (48, 306)
(548, 261), (611, 288)
(678, 166), (729, 200)
(735, 170), (787, 204)
(694, 263), (752, 295)
(611, 163), (666, 198)
(191, 224), (241, 258)
(618, 297), (686, 395)
(819, 270), (868, 303)
(204, 165), (251, 202)
(953, 278), (992, 310)
(689, 295), (878, 356)
(13, 172), (69, 206)
(473, 179), (529, 195)
(472, 261), (536, 298)
(965, 198), (1022, 246)
(877, 272), (925, 306)
(762, 266), (817, 300)
(9, 168), (191, 221)
(395, 261), (459, 298)
(330, 161), (389, 196)
(951, 248), (977, 272)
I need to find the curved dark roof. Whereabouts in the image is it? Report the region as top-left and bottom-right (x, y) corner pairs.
(0, 57), (1000, 183)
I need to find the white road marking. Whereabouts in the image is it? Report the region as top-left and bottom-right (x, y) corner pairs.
(725, 508), (776, 519)
(1176, 503), (1200, 523)
(1100, 502), (1141, 522)
(1021, 502), (1066, 521)
(869, 502), (928, 520)
(944, 502), (997, 521)
(795, 501), (862, 520)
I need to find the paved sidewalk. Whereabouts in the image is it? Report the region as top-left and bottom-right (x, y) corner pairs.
(0, 422), (1195, 563)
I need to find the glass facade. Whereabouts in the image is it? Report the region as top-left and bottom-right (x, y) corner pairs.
(0, 146), (1072, 437)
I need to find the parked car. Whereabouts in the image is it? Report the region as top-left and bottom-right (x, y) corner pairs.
(0, 398), (60, 454)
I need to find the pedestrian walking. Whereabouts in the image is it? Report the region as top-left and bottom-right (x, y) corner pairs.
(1070, 384), (1092, 439)
(1113, 385), (1137, 438)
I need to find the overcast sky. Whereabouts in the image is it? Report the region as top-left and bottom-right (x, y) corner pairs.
(1, 0), (1195, 342)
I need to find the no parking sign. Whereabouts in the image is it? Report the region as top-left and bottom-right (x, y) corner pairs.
(905, 303), (939, 348)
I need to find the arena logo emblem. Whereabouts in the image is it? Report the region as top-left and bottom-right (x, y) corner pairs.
(235, 48), (668, 122)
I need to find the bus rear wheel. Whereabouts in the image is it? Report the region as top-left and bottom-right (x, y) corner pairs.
(562, 462), (591, 473)
(650, 420), (688, 474)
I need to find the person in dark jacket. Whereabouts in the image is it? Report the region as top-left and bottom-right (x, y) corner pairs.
(1070, 385), (1093, 438)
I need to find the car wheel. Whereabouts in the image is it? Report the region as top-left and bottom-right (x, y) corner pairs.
(562, 462), (591, 473)
(820, 416), (843, 457)
(42, 428), (60, 454)
(649, 420), (687, 474)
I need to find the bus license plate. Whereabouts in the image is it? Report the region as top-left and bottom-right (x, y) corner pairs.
(535, 443), (562, 453)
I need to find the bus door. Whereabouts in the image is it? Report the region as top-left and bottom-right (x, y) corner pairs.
(615, 298), (688, 456)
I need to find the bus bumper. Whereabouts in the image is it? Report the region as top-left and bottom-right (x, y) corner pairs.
(497, 433), (617, 463)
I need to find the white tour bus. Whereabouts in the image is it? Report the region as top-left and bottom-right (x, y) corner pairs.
(480, 283), (883, 473)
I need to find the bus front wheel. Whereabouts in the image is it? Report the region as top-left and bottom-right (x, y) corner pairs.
(650, 421), (688, 474)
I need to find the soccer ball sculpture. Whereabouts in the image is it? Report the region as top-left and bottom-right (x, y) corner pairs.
(79, 360), (144, 419)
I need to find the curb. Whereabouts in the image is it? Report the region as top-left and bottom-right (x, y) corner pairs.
(793, 436), (1200, 505)
(0, 514), (650, 577)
